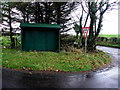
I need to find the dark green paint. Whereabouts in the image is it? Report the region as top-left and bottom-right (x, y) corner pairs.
(20, 23), (60, 51)
(20, 23), (61, 29)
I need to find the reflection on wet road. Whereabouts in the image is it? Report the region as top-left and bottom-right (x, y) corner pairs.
(56, 65), (118, 88)
(55, 46), (119, 88)
(2, 46), (119, 88)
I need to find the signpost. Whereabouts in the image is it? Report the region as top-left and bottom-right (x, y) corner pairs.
(82, 27), (90, 55)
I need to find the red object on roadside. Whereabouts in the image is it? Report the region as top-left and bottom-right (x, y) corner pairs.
(82, 27), (90, 39)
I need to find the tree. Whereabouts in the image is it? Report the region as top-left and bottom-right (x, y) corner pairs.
(72, 0), (118, 51)
(14, 2), (33, 23)
(1, 2), (20, 48)
(52, 2), (76, 33)
(15, 2), (76, 33)
(1, 2), (77, 49)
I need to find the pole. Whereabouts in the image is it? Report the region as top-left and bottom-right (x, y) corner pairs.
(85, 37), (87, 55)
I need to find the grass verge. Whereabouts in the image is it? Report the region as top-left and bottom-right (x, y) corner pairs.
(2, 48), (111, 72)
(97, 42), (120, 48)
(98, 34), (120, 38)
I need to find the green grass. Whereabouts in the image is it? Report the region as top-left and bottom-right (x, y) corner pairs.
(98, 34), (120, 48)
(98, 34), (120, 38)
(97, 41), (120, 48)
(2, 48), (111, 72)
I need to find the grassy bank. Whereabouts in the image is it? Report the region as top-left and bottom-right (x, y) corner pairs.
(97, 42), (120, 48)
(98, 34), (120, 48)
(2, 48), (111, 72)
(98, 34), (120, 38)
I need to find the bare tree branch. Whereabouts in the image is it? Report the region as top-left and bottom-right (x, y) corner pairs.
(80, 2), (88, 14)
(79, 8), (83, 35)
(84, 12), (89, 27)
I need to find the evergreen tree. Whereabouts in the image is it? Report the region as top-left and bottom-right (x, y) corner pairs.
(14, 2), (33, 23)
(1, 2), (20, 48)
(14, 2), (76, 33)
(53, 2), (76, 33)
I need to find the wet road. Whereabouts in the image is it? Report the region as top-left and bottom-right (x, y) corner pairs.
(2, 46), (119, 88)
(52, 46), (119, 88)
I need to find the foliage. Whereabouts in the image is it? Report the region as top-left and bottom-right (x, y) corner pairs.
(1, 36), (11, 47)
(97, 41), (120, 48)
(1, 36), (20, 48)
(97, 35), (120, 48)
(72, 1), (118, 51)
(60, 34), (76, 50)
(1, 2), (20, 48)
(2, 48), (111, 72)
(1, 2), (76, 49)
(13, 2), (76, 33)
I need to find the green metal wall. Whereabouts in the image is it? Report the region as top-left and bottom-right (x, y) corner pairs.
(21, 27), (60, 51)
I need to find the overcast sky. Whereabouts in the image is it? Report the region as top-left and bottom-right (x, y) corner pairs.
(101, 9), (118, 34)
(67, 3), (118, 35)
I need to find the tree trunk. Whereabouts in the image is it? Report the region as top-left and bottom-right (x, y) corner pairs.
(45, 2), (49, 23)
(56, 4), (61, 24)
(86, 2), (97, 51)
(8, 8), (14, 49)
(26, 13), (29, 23)
(35, 2), (38, 23)
(94, 13), (103, 40)
(37, 2), (41, 23)
(87, 39), (96, 51)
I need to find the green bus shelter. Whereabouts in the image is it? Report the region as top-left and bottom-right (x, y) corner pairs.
(20, 23), (61, 52)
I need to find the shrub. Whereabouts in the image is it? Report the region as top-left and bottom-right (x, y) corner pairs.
(2, 36), (21, 48)
(2, 36), (11, 47)
(60, 35), (76, 50)
(97, 37), (108, 42)
(116, 38), (120, 44)
(110, 37), (117, 43)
